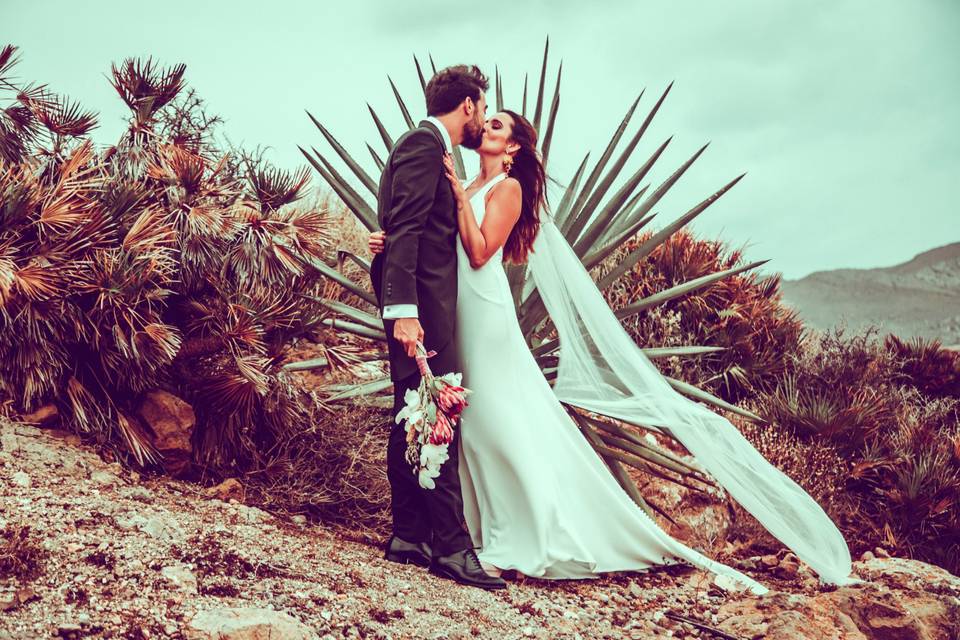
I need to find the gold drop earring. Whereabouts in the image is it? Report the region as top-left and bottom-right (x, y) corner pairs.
(503, 155), (514, 174)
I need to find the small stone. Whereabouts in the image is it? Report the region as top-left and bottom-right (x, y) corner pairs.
(161, 565), (199, 594)
(861, 550), (876, 561)
(19, 404), (58, 425)
(713, 574), (750, 593)
(291, 515), (308, 525)
(125, 486), (154, 502)
(56, 623), (84, 636)
(1, 587), (36, 613)
(205, 478), (245, 502)
(11, 471), (31, 487)
(776, 553), (801, 578)
(760, 554), (779, 568)
(235, 504), (272, 524)
(137, 390), (195, 477)
(185, 607), (318, 640)
(90, 470), (119, 486)
(874, 547), (890, 558)
(142, 515), (186, 543)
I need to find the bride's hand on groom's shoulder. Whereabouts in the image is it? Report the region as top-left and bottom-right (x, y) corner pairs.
(442, 153), (467, 205)
(368, 230), (386, 255)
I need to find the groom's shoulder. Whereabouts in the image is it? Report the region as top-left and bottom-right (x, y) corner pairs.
(394, 123), (443, 152)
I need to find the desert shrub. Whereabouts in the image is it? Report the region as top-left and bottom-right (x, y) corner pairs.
(0, 46), (397, 542)
(885, 334), (960, 398)
(852, 390), (960, 570)
(0, 45), (333, 472)
(750, 327), (960, 573)
(756, 327), (900, 450)
(598, 228), (805, 403)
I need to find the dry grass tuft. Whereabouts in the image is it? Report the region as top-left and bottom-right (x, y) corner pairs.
(0, 525), (47, 583)
(243, 400), (392, 540)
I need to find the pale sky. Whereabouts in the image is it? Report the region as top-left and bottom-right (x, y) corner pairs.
(4, 0), (958, 279)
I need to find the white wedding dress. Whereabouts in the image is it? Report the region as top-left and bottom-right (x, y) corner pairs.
(453, 173), (777, 591)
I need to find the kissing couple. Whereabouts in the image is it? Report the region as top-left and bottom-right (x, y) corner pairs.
(367, 64), (854, 592)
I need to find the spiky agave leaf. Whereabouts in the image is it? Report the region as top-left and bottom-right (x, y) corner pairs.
(298, 145), (378, 231)
(302, 41), (771, 505)
(306, 110), (378, 198)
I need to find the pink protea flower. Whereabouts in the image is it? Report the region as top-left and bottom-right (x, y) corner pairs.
(437, 384), (468, 416)
(429, 411), (454, 445)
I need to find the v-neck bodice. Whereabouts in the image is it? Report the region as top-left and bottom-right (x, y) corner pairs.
(465, 172), (508, 222)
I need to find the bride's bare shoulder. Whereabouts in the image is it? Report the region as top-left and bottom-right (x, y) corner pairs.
(483, 178), (522, 225)
(488, 176), (522, 202)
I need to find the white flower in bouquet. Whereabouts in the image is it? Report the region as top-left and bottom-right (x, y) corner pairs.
(395, 388), (422, 425)
(418, 443), (450, 489)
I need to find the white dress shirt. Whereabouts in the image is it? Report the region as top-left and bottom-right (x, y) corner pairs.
(381, 116), (453, 320)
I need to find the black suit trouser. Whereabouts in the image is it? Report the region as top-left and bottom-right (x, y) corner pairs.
(386, 341), (473, 557)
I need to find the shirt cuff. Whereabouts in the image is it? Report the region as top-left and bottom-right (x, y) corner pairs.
(382, 304), (418, 319)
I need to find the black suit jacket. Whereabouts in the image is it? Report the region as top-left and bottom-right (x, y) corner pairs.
(370, 120), (459, 382)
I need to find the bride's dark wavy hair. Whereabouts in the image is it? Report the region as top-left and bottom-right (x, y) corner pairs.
(501, 110), (544, 264)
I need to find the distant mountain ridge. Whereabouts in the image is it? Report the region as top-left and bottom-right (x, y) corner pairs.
(778, 242), (960, 347)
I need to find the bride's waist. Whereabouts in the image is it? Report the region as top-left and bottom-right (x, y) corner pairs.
(457, 261), (512, 304)
(458, 262), (507, 281)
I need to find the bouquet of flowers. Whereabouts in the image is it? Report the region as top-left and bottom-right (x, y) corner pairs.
(394, 342), (472, 489)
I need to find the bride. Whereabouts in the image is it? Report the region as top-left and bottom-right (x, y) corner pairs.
(369, 109), (853, 593)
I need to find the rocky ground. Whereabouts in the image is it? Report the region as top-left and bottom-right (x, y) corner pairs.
(2, 419), (959, 640)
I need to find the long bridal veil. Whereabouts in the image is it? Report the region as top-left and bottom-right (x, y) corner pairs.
(528, 217), (854, 585)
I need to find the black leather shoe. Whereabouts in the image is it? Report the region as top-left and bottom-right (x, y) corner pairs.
(430, 548), (507, 590)
(384, 535), (432, 568)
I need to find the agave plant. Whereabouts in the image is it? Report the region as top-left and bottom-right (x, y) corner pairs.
(0, 45), (334, 472)
(298, 40), (770, 517)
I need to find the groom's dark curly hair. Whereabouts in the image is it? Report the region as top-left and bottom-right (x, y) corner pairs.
(425, 65), (489, 116)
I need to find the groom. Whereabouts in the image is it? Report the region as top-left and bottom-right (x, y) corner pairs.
(369, 65), (505, 590)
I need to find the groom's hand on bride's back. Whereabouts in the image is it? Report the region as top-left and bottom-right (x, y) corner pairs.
(369, 231), (386, 255)
(394, 317), (424, 358)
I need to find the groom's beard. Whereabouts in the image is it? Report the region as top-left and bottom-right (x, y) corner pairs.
(460, 121), (484, 149)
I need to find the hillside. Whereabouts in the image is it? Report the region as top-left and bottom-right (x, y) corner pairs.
(779, 242), (960, 346)
(2, 419), (959, 639)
